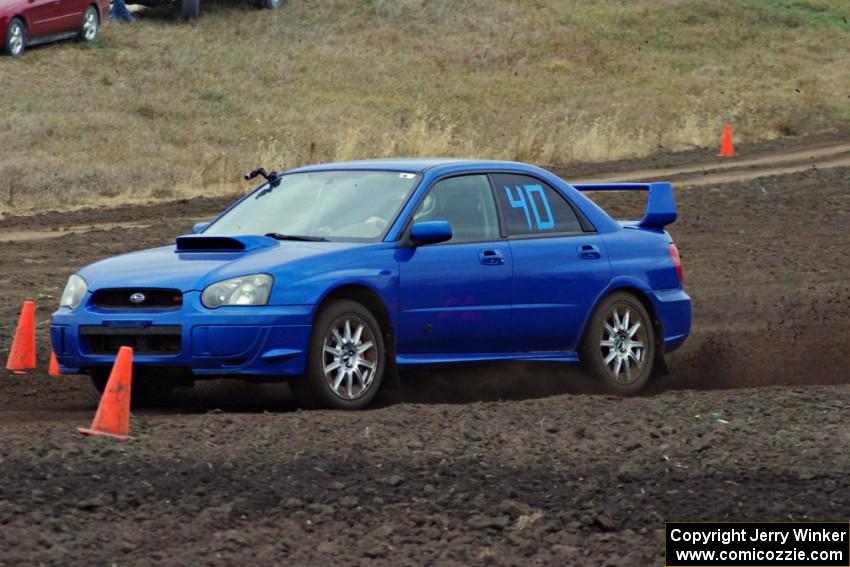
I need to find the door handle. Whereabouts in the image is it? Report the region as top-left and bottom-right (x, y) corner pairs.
(479, 249), (505, 265)
(578, 244), (601, 260)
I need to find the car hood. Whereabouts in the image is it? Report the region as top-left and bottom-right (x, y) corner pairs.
(77, 235), (368, 292)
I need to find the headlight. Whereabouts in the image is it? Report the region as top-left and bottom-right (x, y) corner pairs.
(201, 274), (273, 308)
(60, 274), (88, 310)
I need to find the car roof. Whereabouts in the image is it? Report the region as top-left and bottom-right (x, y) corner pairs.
(287, 158), (530, 175)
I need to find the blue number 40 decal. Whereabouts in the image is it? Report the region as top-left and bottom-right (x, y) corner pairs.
(503, 185), (555, 231)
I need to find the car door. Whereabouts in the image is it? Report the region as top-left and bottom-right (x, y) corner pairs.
(492, 172), (612, 352)
(54, 0), (86, 34)
(25, 0), (70, 37)
(397, 174), (513, 357)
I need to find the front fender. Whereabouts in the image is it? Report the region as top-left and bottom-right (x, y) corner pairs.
(300, 269), (398, 308)
(270, 248), (398, 306)
(291, 270), (401, 347)
(269, 245), (400, 331)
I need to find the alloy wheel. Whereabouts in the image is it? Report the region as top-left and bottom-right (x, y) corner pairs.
(322, 315), (379, 400)
(9, 22), (24, 56)
(599, 303), (648, 384)
(83, 9), (98, 41)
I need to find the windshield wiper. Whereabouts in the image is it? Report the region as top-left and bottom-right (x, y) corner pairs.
(265, 233), (330, 242)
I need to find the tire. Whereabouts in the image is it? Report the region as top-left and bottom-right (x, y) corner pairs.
(90, 368), (175, 407)
(580, 291), (656, 395)
(3, 18), (26, 57)
(257, 0), (285, 9)
(181, 0), (200, 20)
(78, 6), (99, 43)
(291, 299), (385, 410)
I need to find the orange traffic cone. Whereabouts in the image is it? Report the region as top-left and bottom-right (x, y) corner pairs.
(48, 351), (61, 377)
(718, 123), (735, 157)
(78, 346), (133, 441)
(5, 301), (36, 374)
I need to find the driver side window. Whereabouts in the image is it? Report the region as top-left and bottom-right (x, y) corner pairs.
(413, 175), (499, 242)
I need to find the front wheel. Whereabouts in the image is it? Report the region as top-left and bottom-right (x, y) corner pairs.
(291, 299), (385, 410)
(3, 18), (26, 57)
(78, 6), (99, 42)
(580, 292), (656, 395)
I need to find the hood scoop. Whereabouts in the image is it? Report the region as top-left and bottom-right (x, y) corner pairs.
(175, 235), (277, 253)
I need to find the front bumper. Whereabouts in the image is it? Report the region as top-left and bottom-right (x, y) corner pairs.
(51, 291), (313, 378)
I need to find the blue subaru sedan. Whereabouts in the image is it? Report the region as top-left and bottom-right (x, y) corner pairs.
(51, 159), (691, 408)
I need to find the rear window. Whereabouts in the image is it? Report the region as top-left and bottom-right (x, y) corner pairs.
(492, 173), (582, 237)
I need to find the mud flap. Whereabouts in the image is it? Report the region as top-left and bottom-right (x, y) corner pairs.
(382, 364), (401, 390)
(651, 317), (670, 378)
(382, 331), (401, 390)
(651, 351), (670, 378)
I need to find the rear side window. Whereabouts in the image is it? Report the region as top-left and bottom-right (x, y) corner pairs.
(492, 173), (582, 237)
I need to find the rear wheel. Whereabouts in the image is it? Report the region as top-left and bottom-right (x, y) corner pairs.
(3, 18), (26, 57)
(291, 299), (385, 410)
(580, 292), (656, 395)
(181, 0), (200, 20)
(90, 369), (175, 407)
(78, 6), (99, 42)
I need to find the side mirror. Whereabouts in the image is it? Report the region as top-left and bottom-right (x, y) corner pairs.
(410, 221), (452, 246)
(192, 222), (209, 234)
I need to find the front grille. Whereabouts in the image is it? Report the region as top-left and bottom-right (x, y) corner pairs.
(92, 289), (183, 310)
(81, 325), (182, 355)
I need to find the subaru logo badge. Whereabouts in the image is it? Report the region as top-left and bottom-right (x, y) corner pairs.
(129, 292), (146, 304)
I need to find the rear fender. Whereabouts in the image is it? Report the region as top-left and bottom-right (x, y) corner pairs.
(577, 277), (667, 368)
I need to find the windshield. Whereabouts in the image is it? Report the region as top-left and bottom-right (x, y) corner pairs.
(205, 170), (421, 241)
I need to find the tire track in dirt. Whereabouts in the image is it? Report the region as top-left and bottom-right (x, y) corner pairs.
(0, 216), (208, 243)
(570, 141), (850, 186)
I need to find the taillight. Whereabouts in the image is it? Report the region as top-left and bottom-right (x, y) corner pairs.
(669, 243), (683, 283)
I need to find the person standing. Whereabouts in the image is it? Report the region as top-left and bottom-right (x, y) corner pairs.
(110, 0), (135, 22)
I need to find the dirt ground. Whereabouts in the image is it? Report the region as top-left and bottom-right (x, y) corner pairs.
(1, 133), (849, 565)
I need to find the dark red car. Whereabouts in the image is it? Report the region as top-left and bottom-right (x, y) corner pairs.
(1, 0), (109, 57)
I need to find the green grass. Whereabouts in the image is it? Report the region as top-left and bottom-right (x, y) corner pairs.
(754, 0), (850, 29)
(1, 0), (849, 212)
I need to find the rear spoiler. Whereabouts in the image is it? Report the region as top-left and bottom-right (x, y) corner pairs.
(572, 182), (676, 230)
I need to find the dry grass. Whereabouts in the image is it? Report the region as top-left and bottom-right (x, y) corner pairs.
(1, 0), (849, 212)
